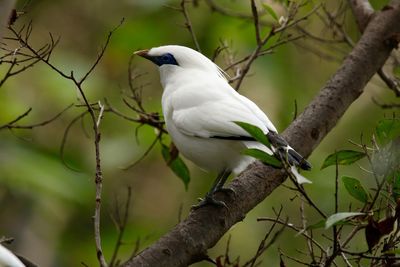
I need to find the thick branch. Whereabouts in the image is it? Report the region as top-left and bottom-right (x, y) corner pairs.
(123, 2), (400, 266)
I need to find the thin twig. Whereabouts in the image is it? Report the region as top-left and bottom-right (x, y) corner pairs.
(243, 207), (285, 267)
(0, 104), (73, 130)
(377, 68), (400, 97)
(60, 111), (88, 172)
(325, 156), (340, 266)
(109, 187), (133, 267)
(9, 19), (124, 267)
(251, 0), (261, 45)
(180, 0), (201, 52)
(204, 0), (270, 25)
(121, 132), (162, 170)
(256, 217), (327, 253)
(300, 197), (316, 263)
(234, 3), (320, 90)
(371, 97), (400, 109)
(0, 107), (32, 130)
(283, 164), (327, 218)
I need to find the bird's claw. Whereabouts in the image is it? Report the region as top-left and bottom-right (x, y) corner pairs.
(191, 194), (228, 211)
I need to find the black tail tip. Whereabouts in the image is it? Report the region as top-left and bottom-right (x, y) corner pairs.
(287, 148), (312, 171)
(299, 160), (312, 171)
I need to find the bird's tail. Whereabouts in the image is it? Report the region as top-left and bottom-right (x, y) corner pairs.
(267, 131), (312, 171)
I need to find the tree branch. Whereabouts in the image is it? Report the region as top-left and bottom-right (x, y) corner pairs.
(122, 2), (400, 266)
(349, 0), (400, 97)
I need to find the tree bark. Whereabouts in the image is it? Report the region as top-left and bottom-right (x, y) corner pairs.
(123, 2), (400, 266)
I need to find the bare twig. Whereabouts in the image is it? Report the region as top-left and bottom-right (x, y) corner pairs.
(60, 111), (88, 172)
(325, 157), (340, 266)
(251, 0), (261, 46)
(109, 187), (133, 267)
(234, 3), (320, 90)
(300, 197), (316, 263)
(283, 164), (327, 218)
(105, 99), (166, 134)
(371, 97), (400, 109)
(320, 3), (355, 47)
(1, 23), (58, 87)
(0, 104), (73, 131)
(7, 19), (124, 267)
(204, 0), (270, 25)
(279, 249), (312, 266)
(121, 132), (162, 170)
(234, 27), (274, 90)
(257, 217), (326, 254)
(180, 0), (201, 52)
(377, 68), (400, 97)
(90, 22), (124, 267)
(223, 34), (303, 73)
(243, 206), (285, 267)
(0, 107), (32, 130)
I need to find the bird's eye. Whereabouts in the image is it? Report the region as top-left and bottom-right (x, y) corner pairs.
(155, 53), (178, 66)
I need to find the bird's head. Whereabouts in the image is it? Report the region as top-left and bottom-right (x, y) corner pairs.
(134, 45), (226, 81)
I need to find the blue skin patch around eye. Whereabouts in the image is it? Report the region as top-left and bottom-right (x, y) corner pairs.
(150, 53), (179, 66)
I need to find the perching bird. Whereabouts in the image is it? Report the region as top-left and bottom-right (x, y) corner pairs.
(135, 45), (311, 208)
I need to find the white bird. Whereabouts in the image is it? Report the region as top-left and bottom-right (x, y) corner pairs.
(135, 45), (311, 208)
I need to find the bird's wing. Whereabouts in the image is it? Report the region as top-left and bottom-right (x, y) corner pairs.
(171, 98), (270, 139)
(235, 94), (278, 132)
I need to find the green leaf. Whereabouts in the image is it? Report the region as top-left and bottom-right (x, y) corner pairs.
(306, 219), (352, 231)
(243, 148), (282, 168)
(342, 176), (369, 203)
(325, 212), (365, 229)
(376, 118), (400, 145)
(262, 3), (278, 21)
(321, 150), (366, 169)
(233, 121), (270, 147)
(161, 144), (190, 190)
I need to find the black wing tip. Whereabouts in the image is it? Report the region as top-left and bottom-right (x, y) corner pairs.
(288, 148), (312, 171)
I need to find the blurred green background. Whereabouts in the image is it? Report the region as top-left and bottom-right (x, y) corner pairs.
(0, 0), (397, 266)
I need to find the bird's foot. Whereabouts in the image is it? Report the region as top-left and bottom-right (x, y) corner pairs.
(191, 194), (228, 211)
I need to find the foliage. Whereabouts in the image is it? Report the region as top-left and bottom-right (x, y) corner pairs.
(341, 176), (369, 203)
(321, 150), (366, 169)
(161, 143), (191, 190)
(242, 148), (282, 168)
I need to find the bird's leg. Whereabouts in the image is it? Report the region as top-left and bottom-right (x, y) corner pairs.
(192, 172), (226, 209)
(214, 170), (235, 195)
(191, 170), (231, 210)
